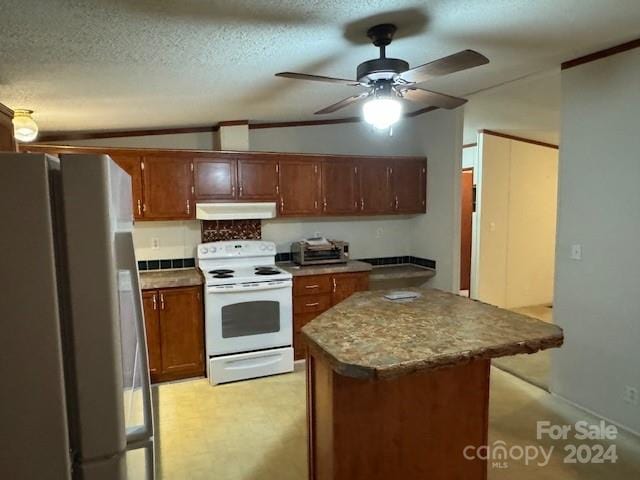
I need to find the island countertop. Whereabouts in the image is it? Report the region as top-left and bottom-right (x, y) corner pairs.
(301, 288), (563, 380)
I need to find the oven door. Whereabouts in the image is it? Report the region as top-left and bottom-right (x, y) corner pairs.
(205, 280), (292, 356)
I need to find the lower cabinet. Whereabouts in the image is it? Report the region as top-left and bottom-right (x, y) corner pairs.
(142, 286), (205, 383)
(292, 271), (369, 360)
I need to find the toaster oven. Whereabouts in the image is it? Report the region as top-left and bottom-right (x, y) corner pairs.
(290, 239), (349, 266)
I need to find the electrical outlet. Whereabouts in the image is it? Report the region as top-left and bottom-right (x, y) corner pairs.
(570, 244), (582, 260)
(375, 228), (384, 239)
(624, 386), (639, 406)
(151, 238), (160, 250)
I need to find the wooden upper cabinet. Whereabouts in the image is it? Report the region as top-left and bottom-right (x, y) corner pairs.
(158, 286), (204, 378)
(360, 158), (393, 214)
(321, 158), (360, 215)
(194, 156), (237, 200)
(278, 158), (322, 216)
(392, 158), (427, 213)
(142, 291), (162, 381)
(142, 154), (194, 219)
(0, 105), (16, 152)
(237, 155), (279, 200)
(110, 153), (144, 219)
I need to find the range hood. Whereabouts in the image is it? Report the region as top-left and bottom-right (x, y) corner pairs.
(195, 202), (277, 220)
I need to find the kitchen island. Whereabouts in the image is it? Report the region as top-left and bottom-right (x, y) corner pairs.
(301, 288), (563, 480)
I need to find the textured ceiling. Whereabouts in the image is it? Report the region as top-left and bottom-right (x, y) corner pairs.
(0, 0), (639, 132)
(464, 69), (561, 145)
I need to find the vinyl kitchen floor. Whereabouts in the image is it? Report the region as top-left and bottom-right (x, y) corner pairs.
(153, 363), (640, 480)
(492, 304), (554, 390)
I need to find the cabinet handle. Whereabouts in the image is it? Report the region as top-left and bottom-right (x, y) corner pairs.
(276, 184), (279, 194)
(137, 199), (142, 216)
(395, 196), (399, 210)
(280, 197), (284, 212)
(332, 278), (337, 293)
(186, 199), (190, 214)
(142, 203), (147, 213)
(354, 200), (358, 208)
(304, 284), (319, 289)
(323, 198), (327, 211)
(305, 302), (320, 307)
(360, 198), (365, 211)
(239, 184), (244, 196)
(314, 199), (318, 210)
(232, 185), (236, 196)
(160, 293), (165, 310)
(152, 294), (157, 310)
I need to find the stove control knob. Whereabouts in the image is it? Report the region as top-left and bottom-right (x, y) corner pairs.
(259, 244), (267, 251)
(200, 247), (208, 255)
(267, 244), (274, 251)
(210, 247), (217, 253)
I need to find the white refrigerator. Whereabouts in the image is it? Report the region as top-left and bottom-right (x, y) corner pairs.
(0, 153), (154, 479)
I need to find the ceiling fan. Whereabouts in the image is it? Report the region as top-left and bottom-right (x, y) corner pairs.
(275, 24), (489, 129)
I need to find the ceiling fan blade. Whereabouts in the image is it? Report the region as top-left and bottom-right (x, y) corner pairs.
(401, 88), (467, 109)
(315, 92), (370, 115)
(275, 72), (360, 86)
(397, 50), (489, 84)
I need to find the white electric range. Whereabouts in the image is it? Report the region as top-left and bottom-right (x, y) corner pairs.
(197, 240), (294, 385)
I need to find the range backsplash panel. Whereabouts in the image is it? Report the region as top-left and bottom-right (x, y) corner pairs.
(202, 219), (261, 243)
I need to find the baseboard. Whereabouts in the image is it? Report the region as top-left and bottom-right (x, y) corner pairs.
(550, 392), (640, 439)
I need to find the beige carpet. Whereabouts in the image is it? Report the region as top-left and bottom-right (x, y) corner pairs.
(492, 305), (554, 390)
(152, 363), (640, 479)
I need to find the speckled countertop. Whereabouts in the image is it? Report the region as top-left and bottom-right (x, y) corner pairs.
(139, 268), (204, 290)
(369, 265), (436, 281)
(278, 260), (372, 277)
(302, 288), (563, 380)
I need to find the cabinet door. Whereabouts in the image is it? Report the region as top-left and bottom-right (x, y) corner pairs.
(360, 159), (393, 214)
(331, 272), (370, 306)
(142, 291), (162, 381)
(110, 153), (144, 219)
(237, 156), (279, 200)
(321, 158), (360, 214)
(278, 158), (322, 216)
(142, 155), (194, 219)
(158, 286), (204, 379)
(194, 156), (237, 200)
(0, 109), (16, 152)
(392, 159), (427, 213)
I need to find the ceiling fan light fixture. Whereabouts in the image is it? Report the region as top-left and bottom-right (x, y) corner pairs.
(12, 109), (38, 142)
(362, 97), (402, 130)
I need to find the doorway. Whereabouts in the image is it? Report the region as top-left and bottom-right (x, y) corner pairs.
(460, 168), (474, 295)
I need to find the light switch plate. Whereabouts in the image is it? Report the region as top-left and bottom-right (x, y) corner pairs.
(570, 244), (582, 260)
(151, 238), (160, 250)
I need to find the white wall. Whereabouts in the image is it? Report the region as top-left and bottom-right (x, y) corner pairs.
(410, 109), (464, 291)
(551, 48), (640, 434)
(53, 131), (217, 150)
(475, 133), (558, 308)
(133, 220), (201, 261)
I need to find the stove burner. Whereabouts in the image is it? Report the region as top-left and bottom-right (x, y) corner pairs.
(209, 269), (234, 275)
(213, 273), (234, 279)
(255, 267), (280, 276)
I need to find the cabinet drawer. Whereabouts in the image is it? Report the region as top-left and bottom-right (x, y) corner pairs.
(294, 294), (331, 314)
(293, 275), (332, 296)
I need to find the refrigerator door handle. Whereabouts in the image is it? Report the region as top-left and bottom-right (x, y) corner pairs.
(120, 232), (154, 446)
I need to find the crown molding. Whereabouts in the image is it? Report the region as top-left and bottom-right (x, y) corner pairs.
(562, 38), (640, 70)
(481, 129), (559, 150)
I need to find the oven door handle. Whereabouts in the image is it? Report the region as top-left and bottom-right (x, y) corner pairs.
(207, 281), (292, 293)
